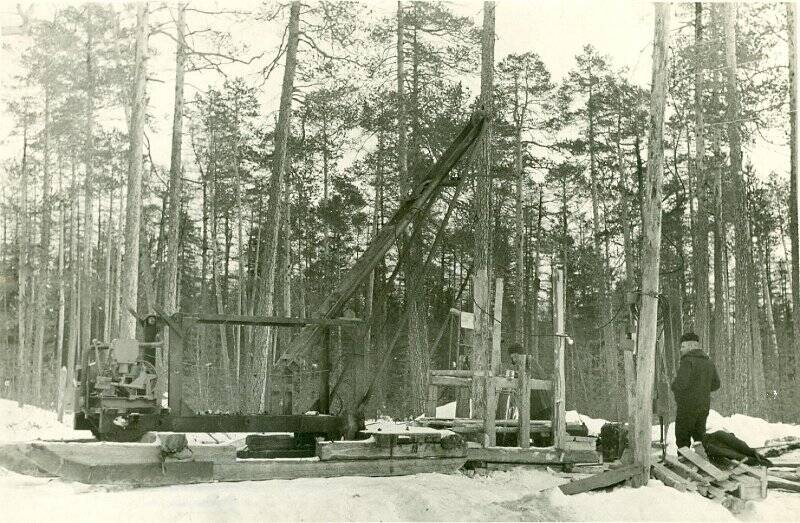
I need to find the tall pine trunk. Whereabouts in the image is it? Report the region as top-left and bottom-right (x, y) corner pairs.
(164, 3), (186, 321)
(787, 1), (800, 418)
(472, 1), (495, 444)
(120, 4), (148, 339)
(693, 2), (710, 351)
(245, 1), (300, 413)
(16, 113), (30, 405)
(32, 91), (52, 405)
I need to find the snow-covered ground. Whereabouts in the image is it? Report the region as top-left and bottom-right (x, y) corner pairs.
(1, 398), (800, 522)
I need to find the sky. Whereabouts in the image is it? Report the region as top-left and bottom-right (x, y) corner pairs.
(0, 1), (791, 183)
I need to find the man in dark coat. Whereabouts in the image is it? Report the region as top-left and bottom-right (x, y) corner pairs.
(671, 332), (720, 449)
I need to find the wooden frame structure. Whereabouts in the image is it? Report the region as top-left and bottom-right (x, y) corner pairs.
(416, 267), (600, 465)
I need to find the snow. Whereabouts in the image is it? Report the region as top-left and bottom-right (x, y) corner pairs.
(2, 399), (800, 522)
(0, 398), (92, 442)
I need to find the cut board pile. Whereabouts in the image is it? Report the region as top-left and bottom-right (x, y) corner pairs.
(651, 445), (767, 512)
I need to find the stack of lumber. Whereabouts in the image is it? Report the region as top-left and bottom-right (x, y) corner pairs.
(651, 446), (768, 512)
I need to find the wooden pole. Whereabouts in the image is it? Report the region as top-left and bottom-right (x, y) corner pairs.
(516, 354), (530, 448)
(552, 266), (567, 449)
(168, 316), (184, 415)
(633, 2), (671, 487)
(492, 278), (504, 374)
(319, 327), (331, 415)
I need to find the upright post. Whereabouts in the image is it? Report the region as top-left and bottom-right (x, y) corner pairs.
(492, 278), (504, 374)
(515, 354), (530, 448)
(168, 315), (184, 415)
(552, 267), (567, 449)
(319, 327), (331, 414)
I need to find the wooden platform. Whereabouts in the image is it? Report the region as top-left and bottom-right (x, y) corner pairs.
(13, 435), (467, 485)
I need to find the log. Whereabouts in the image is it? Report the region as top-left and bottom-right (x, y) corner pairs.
(316, 436), (466, 461)
(559, 463), (644, 495)
(467, 445), (601, 465)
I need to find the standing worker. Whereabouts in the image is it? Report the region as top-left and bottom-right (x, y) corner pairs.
(671, 332), (720, 449)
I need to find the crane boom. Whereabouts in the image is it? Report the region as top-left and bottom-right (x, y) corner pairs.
(279, 111), (485, 365)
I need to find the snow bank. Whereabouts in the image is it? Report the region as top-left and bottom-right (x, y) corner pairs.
(0, 399), (92, 443)
(566, 410), (609, 436)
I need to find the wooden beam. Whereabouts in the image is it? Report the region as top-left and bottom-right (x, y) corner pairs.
(319, 328), (331, 414)
(516, 355), (530, 449)
(558, 463), (644, 495)
(426, 379), (438, 417)
(168, 314), (184, 415)
(552, 267), (567, 449)
(467, 445), (601, 465)
(316, 437), (466, 461)
(492, 277), (503, 374)
(183, 313), (363, 327)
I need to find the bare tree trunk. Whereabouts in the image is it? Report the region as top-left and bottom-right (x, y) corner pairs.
(55, 156), (66, 403)
(164, 2), (186, 323)
(693, 2), (710, 351)
(120, 4), (148, 339)
(513, 76), (525, 348)
(246, 1), (300, 413)
(61, 157), (80, 420)
(472, 1), (495, 445)
(32, 91), (52, 405)
(16, 113), (30, 405)
(111, 191), (124, 339)
(787, 1), (800, 418)
(724, 3), (761, 415)
(102, 191), (113, 341)
(758, 245), (780, 420)
(80, 14), (95, 381)
(632, 2), (670, 487)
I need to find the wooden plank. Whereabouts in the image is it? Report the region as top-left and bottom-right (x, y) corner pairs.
(186, 313), (362, 327)
(467, 445), (601, 465)
(651, 462), (696, 492)
(214, 456), (467, 482)
(316, 437), (466, 461)
(735, 474), (767, 500)
(767, 475), (800, 492)
(664, 455), (710, 485)
(430, 375), (472, 388)
(559, 463), (643, 495)
(529, 378), (552, 391)
(678, 447), (729, 482)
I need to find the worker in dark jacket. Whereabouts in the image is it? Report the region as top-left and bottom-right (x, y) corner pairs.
(671, 332), (720, 449)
